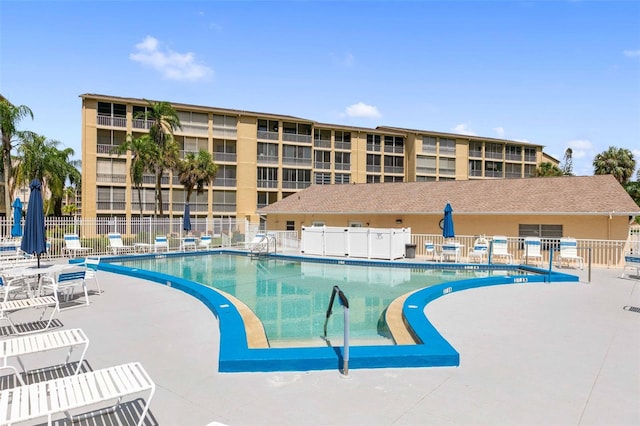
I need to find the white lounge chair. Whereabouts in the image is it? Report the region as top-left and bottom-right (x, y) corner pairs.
(621, 254), (640, 278)
(424, 241), (435, 260)
(38, 267), (90, 310)
(440, 241), (461, 263)
(84, 256), (102, 295)
(491, 236), (513, 264)
(198, 235), (212, 250)
(0, 361), (155, 426)
(0, 277), (59, 335)
(467, 236), (489, 263)
(107, 232), (134, 255)
(154, 235), (169, 252)
(240, 233), (267, 250)
(0, 328), (89, 386)
(556, 237), (584, 269)
(62, 234), (93, 258)
(181, 236), (197, 251)
(523, 236), (543, 266)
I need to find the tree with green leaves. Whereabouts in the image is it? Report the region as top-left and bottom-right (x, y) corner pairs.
(14, 133), (80, 216)
(137, 100), (182, 216)
(177, 150), (218, 204)
(534, 161), (564, 177)
(0, 99), (33, 218)
(593, 146), (636, 185)
(560, 148), (574, 176)
(114, 134), (159, 217)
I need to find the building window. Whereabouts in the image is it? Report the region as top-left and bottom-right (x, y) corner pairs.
(384, 136), (404, 154)
(314, 150), (331, 169)
(505, 145), (522, 161)
(384, 176), (403, 182)
(96, 186), (126, 210)
(366, 175), (381, 183)
(335, 131), (351, 150)
(422, 136), (437, 154)
(384, 155), (404, 174)
(485, 161), (503, 178)
(335, 152), (350, 171)
(286, 221), (295, 231)
(214, 139), (237, 162)
(213, 191), (236, 212)
(366, 134), (381, 152)
(335, 173), (350, 184)
(282, 168), (311, 189)
(97, 159), (126, 183)
(283, 144), (311, 166)
(439, 138), (456, 155)
(213, 114), (237, 139)
(469, 159), (482, 177)
(469, 141), (483, 157)
(97, 102), (126, 127)
(257, 142), (279, 163)
(366, 154), (381, 172)
(439, 157), (456, 176)
(257, 119), (279, 141)
(524, 147), (537, 162)
(257, 167), (278, 188)
(485, 143), (503, 159)
(282, 122), (312, 143)
(505, 163), (522, 179)
(314, 129), (331, 148)
(314, 172), (331, 185)
(524, 163), (536, 177)
(519, 224), (563, 250)
(213, 165), (237, 187)
(417, 156), (436, 175)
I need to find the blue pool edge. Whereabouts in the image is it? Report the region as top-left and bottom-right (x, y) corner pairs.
(76, 251), (579, 372)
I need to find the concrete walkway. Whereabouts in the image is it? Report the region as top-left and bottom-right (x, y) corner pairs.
(15, 263), (640, 425)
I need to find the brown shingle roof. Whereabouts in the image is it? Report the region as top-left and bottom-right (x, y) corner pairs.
(258, 175), (640, 216)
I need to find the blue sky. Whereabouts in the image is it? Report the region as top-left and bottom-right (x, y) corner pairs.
(1, 1), (639, 177)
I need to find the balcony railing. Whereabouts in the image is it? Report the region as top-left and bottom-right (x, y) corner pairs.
(485, 170), (503, 178)
(97, 174), (127, 184)
(132, 118), (153, 130)
(469, 149), (482, 158)
(366, 165), (381, 173)
(213, 178), (237, 187)
(505, 153), (522, 161)
(97, 144), (120, 155)
(485, 151), (503, 159)
(439, 147), (456, 155)
(257, 155), (279, 164)
(314, 139), (331, 148)
(416, 167), (437, 175)
(334, 141), (351, 150)
(524, 154), (536, 162)
(175, 123), (208, 136)
(314, 161), (331, 170)
(384, 166), (404, 174)
(212, 128), (237, 139)
(213, 152), (237, 162)
(282, 181), (311, 189)
(212, 204), (237, 212)
(258, 180), (278, 188)
(282, 133), (311, 143)
(97, 115), (126, 128)
(335, 163), (350, 171)
(96, 201), (126, 210)
(384, 146), (404, 154)
(257, 130), (279, 141)
(282, 157), (312, 167)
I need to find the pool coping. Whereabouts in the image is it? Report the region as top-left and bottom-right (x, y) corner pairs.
(80, 250), (579, 372)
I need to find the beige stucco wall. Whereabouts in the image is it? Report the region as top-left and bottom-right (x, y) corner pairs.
(264, 212), (632, 241)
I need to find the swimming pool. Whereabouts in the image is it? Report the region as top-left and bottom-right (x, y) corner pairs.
(94, 250), (579, 372)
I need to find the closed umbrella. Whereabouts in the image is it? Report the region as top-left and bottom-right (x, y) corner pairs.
(183, 203), (192, 233)
(20, 179), (47, 267)
(11, 198), (23, 238)
(442, 202), (455, 239)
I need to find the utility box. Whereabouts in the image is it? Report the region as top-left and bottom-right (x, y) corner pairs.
(405, 244), (416, 259)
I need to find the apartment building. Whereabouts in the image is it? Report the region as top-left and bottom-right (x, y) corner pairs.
(80, 93), (553, 222)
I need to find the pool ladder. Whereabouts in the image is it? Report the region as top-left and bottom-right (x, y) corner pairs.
(250, 233), (277, 258)
(323, 285), (350, 376)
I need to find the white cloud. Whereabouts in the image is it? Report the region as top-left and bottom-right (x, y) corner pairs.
(493, 127), (505, 139)
(344, 102), (381, 119)
(623, 49), (640, 58)
(129, 36), (213, 82)
(452, 123), (476, 136)
(330, 52), (355, 67)
(566, 139), (593, 159)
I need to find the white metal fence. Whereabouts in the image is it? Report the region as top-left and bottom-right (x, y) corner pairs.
(0, 216), (635, 267)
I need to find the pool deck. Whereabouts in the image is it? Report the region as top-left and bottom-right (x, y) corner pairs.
(11, 260), (639, 425)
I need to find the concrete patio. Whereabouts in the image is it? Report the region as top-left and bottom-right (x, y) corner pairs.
(6, 262), (639, 425)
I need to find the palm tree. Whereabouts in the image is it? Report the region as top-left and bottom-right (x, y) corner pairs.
(534, 162), (563, 177)
(177, 150), (218, 203)
(0, 99), (33, 218)
(137, 100), (182, 216)
(14, 133), (80, 216)
(593, 146), (636, 185)
(114, 134), (158, 217)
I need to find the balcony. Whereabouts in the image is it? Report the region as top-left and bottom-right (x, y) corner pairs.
(213, 152), (237, 162)
(97, 144), (120, 155)
(485, 151), (503, 160)
(282, 181), (311, 190)
(282, 133), (311, 144)
(485, 170), (503, 178)
(96, 201), (126, 211)
(175, 123), (208, 137)
(257, 130), (279, 141)
(97, 174), (126, 184)
(213, 178), (237, 188)
(366, 144), (381, 152)
(366, 165), (381, 173)
(258, 180), (278, 189)
(314, 161), (331, 170)
(469, 149), (483, 158)
(524, 154), (536, 162)
(97, 115), (126, 128)
(505, 153), (522, 161)
(335, 163), (350, 171)
(132, 119), (153, 130)
(439, 147), (456, 156)
(314, 139), (331, 149)
(384, 146), (404, 154)
(334, 141), (351, 150)
(257, 155), (279, 164)
(384, 166), (404, 174)
(282, 157), (312, 167)
(212, 128), (237, 139)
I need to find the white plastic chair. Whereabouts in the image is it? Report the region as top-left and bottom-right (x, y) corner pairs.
(62, 234), (93, 258)
(424, 241), (435, 260)
(523, 236), (543, 266)
(467, 237), (489, 263)
(154, 235), (169, 252)
(108, 232), (134, 255)
(84, 256), (101, 295)
(556, 237), (584, 269)
(440, 242), (461, 263)
(198, 235), (212, 250)
(38, 267), (90, 310)
(491, 236), (513, 264)
(181, 236), (197, 251)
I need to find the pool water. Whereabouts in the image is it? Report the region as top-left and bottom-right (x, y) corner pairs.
(119, 254), (520, 347)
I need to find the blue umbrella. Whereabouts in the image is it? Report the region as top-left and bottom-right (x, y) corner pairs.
(20, 179), (47, 267)
(442, 202), (455, 239)
(183, 203), (192, 233)
(11, 198), (23, 238)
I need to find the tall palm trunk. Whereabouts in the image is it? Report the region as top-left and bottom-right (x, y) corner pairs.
(2, 136), (12, 228)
